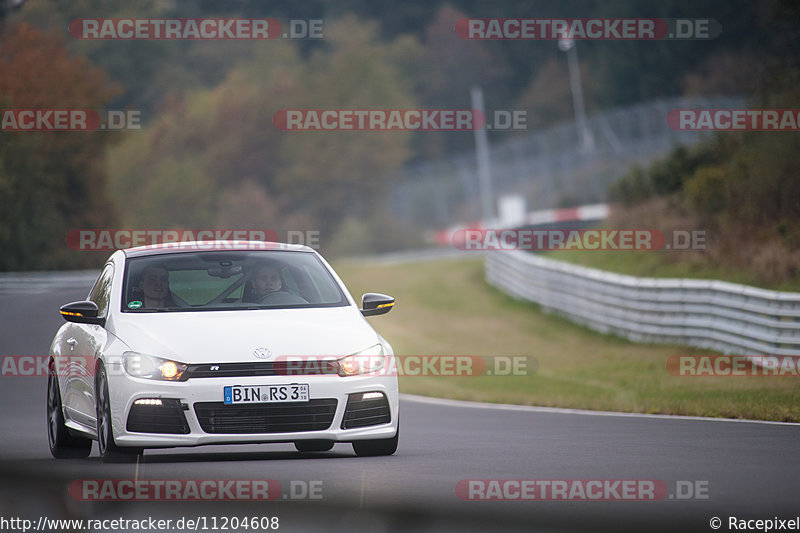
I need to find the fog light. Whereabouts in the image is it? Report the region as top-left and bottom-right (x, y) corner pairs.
(134, 398), (163, 406)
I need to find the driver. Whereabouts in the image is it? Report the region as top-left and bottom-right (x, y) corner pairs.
(244, 264), (284, 302)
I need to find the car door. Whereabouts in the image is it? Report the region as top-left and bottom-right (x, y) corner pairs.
(61, 263), (113, 429)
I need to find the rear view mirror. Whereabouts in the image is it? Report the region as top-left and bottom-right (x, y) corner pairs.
(360, 293), (395, 317)
(59, 301), (104, 326)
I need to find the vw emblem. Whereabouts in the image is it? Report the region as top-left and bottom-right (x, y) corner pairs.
(253, 347), (272, 360)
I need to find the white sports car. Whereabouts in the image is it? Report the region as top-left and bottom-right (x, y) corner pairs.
(47, 241), (398, 462)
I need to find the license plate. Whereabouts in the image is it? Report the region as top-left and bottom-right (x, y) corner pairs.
(223, 384), (309, 405)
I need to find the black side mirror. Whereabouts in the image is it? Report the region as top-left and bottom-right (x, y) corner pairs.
(360, 293), (395, 317)
(60, 301), (104, 326)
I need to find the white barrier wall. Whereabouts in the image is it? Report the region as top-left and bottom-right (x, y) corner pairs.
(0, 271), (97, 294)
(486, 251), (800, 355)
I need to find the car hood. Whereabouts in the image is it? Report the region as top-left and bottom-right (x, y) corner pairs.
(109, 307), (381, 364)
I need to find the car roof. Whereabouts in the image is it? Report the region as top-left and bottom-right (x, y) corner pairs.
(123, 240), (314, 258)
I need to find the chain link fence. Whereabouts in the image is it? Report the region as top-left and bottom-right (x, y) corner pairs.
(387, 96), (744, 230)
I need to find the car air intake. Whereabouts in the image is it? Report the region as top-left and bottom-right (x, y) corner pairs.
(341, 392), (391, 429)
(194, 399), (338, 434)
(183, 361), (337, 379)
(126, 398), (190, 434)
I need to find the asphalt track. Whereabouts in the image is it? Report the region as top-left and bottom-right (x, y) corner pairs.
(1, 280), (799, 532)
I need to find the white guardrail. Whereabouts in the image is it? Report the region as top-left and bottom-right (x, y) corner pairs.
(486, 251), (800, 356)
(0, 271), (97, 294)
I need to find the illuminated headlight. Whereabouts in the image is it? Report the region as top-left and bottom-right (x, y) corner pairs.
(133, 398), (163, 406)
(123, 352), (188, 381)
(337, 344), (386, 377)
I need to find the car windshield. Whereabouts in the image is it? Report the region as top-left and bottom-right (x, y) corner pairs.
(122, 250), (348, 312)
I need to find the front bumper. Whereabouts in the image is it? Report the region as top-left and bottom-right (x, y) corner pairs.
(106, 362), (399, 448)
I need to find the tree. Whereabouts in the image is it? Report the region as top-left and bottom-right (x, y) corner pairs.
(0, 23), (120, 270)
(274, 16), (418, 228)
(107, 16), (419, 237)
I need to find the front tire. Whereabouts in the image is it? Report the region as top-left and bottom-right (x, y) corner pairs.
(47, 366), (92, 459)
(96, 365), (142, 463)
(352, 425), (398, 457)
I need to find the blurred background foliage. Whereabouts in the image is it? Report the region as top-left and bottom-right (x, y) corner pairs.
(0, 0), (798, 269)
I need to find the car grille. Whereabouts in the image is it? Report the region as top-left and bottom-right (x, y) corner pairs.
(126, 399), (190, 434)
(341, 392), (391, 429)
(183, 361), (337, 380)
(194, 399), (338, 434)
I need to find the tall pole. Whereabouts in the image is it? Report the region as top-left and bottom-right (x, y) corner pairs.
(559, 36), (594, 152)
(471, 86), (494, 223)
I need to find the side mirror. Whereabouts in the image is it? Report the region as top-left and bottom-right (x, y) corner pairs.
(360, 293), (395, 317)
(60, 301), (105, 326)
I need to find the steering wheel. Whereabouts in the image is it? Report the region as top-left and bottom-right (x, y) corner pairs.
(257, 291), (308, 305)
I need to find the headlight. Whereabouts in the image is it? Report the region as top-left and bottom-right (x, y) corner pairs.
(337, 343), (386, 377)
(123, 351), (188, 381)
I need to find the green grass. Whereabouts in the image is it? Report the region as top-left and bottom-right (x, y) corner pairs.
(543, 248), (800, 293)
(335, 257), (800, 422)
